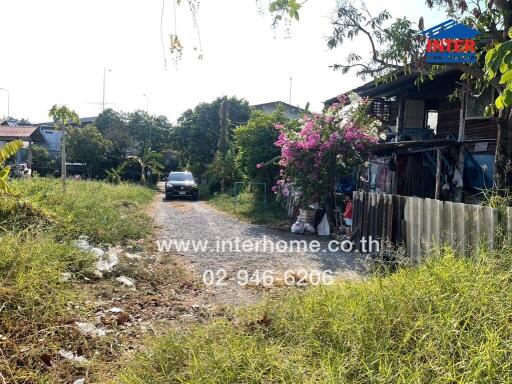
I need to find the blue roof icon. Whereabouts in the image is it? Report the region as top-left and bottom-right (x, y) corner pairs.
(420, 19), (481, 39)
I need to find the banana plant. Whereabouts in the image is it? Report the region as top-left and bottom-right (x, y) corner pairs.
(127, 149), (164, 186)
(0, 140), (23, 195)
(105, 162), (127, 184)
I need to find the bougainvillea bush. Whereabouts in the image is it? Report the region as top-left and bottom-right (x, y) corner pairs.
(274, 94), (382, 205)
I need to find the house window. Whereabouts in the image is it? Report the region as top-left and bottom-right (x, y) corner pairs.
(466, 88), (494, 119)
(426, 110), (438, 134)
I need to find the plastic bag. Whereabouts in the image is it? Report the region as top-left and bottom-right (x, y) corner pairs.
(291, 221), (305, 234)
(317, 214), (330, 236)
(304, 223), (316, 234)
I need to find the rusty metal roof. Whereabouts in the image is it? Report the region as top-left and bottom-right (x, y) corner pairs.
(0, 126), (46, 142)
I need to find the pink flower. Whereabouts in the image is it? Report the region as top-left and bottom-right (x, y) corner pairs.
(271, 186), (277, 192)
(256, 163), (264, 169)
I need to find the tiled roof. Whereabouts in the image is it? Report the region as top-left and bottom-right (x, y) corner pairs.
(0, 126), (39, 139)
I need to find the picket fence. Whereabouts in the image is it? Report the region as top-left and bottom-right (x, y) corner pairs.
(352, 191), (512, 260)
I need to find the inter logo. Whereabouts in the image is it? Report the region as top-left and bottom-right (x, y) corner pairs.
(420, 19), (481, 64)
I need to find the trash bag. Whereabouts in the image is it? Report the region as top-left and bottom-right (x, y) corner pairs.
(291, 221), (305, 234)
(317, 214), (330, 236)
(304, 223), (316, 234)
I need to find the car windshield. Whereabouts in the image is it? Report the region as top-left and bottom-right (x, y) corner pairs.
(169, 172), (194, 182)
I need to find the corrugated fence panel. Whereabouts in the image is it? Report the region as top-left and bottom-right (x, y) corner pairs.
(482, 206), (498, 249)
(422, 198), (443, 256)
(353, 191), (505, 259)
(443, 201), (466, 254)
(405, 197), (424, 261)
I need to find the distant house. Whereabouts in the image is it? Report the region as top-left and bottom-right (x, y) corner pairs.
(0, 122), (47, 167)
(38, 116), (97, 156)
(251, 101), (303, 120)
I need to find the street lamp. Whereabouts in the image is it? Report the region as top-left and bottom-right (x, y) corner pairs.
(0, 88), (10, 118)
(102, 68), (112, 111)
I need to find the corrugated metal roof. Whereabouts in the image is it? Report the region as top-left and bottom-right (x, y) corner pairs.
(0, 125), (39, 139)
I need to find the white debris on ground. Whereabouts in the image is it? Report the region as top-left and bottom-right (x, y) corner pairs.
(58, 350), (89, 365)
(75, 322), (107, 338)
(73, 378), (85, 384)
(108, 307), (124, 313)
(72, 236), (119, 275)
(60, 272), (72, 282)
(116, 276), (135, 287)
(125, 252), (142, 260)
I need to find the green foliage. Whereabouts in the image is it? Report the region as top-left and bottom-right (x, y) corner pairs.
(95, 108), (134, 162)
(234, 109), (290, 189)
(269, 0), (302, 27)
(206, 147), (240, 194)
(121, 247), (512, 383)
(66, 125), (111, 178)
(0, 140), (23, 195)
(95, 108), (174, 169)
(486, 40), (512, 110)
(170, 96), (250, 176)
(127, 149), (165, 186)
(127, 111), (173, 152)
(30, 144), (55, 176)
(48, 105), (79, 128)
(105, 162), (127, 184)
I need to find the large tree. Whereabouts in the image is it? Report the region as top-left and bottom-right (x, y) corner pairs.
(66, 125), (111, 178)
(170, 96), (250, 176)
(95, 108), (133, 163)
(234, 108), (292, 191)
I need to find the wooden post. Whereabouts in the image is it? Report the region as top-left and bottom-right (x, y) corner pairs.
(396, 95), (406, 142)
(454, 89), (467, 202)
(435, 149), (441, 199)
(27, 138), (33, 170)
(61, 123), (66, 191)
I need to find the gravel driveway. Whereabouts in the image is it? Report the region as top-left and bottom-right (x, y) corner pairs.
(152, 190), (364, 305)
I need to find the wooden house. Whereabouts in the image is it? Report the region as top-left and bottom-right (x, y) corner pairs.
(326, 69), (497, 203)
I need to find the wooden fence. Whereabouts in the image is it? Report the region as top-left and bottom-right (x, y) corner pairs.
(352, 191), (512, 260)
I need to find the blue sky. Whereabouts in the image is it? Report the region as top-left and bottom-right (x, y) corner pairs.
(0, 0), (446, 123)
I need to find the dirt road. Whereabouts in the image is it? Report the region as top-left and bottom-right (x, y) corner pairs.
(152, 190), (364, 305)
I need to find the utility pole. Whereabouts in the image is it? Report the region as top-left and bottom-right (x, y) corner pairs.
(102, 68), (111, 111)
(0, 88), (10, 118)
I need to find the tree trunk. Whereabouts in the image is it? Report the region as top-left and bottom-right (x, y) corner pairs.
(494, 106), (512, 192)
(61, 124), (67, 192)
(141, 164), (146, 186)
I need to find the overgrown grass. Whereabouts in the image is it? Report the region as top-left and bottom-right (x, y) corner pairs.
(209, 191), (288, 225)
(120, 246), (512, 383)
(11, 177), (154, 243)
(0, 177), (155, 382)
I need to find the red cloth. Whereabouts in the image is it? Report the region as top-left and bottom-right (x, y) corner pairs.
(343, 201), (353, 220)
